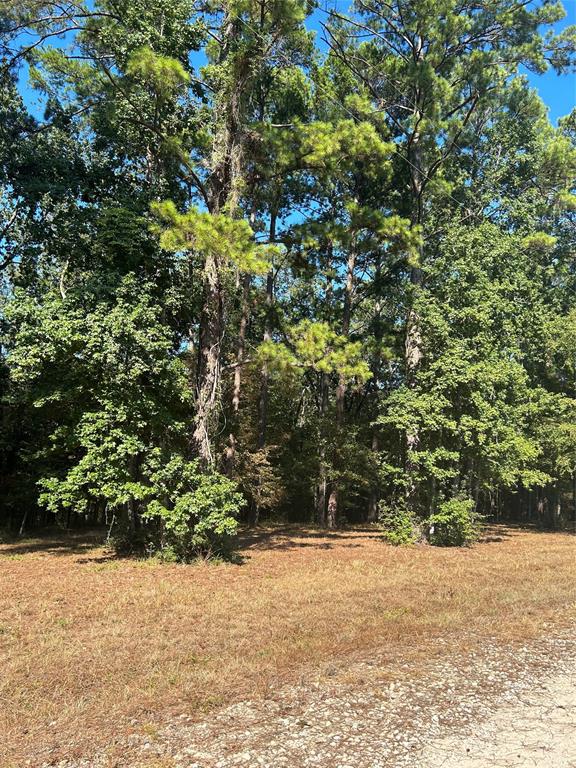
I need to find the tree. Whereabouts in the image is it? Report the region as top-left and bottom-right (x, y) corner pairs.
(1, 0), (576, 550)
(326, 0), (576, 510)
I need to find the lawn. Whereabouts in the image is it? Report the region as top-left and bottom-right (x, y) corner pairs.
(1, 525), (575, 766)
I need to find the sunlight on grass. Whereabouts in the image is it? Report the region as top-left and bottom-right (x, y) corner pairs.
(0, 526), (575, 765)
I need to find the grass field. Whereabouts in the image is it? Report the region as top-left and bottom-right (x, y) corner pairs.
(1, 525), (575, 766)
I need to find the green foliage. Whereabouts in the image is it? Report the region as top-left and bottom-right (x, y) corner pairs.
(126, 47), (190, 97)
(298, 119), (394, 178)
(378, 501), (419, 546)
(291, 321), (372, 382)
(143, 455), (243, 560)
(235, 447), (285, 515)
(427, 499), (481, 547)
(1, 0), (576, 546)
(6, 273), (191, 528)
(152, 200), (276, 274)
(377, 219), (561, 503)
(258, 321), (372, 383)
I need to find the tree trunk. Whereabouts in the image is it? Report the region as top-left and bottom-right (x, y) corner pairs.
(193, 9), (246, 465)
(572, 472), (576, 532)
(222, 433), (236, 477)
(404, 106), (425, 509)
(18, 508), (28, 537)
(316, 372), (329, 526)
(257, 212), (276, 449)
(193, 250), (223, 466)
(232, 272), (251, 413)
(327, 488), (337, 529)
(335, 246), (356, 415)
(328, 246), (357, 528)
(367, 431), (380, 523)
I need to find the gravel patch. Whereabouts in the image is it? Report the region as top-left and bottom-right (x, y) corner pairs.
(419, 667), (576, 767)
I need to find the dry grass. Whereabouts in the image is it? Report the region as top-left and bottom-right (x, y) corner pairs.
(0, 525), (575, 766)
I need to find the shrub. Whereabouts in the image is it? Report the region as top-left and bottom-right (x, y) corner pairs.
(378, 500), (419, 545)
(143, 456), (244, 561)
(427, 498), (481, 547)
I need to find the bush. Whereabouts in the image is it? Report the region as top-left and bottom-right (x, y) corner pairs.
(427, 498), (481, 547)
(143, 456), (245, 561)
(378, 500), (419, 545)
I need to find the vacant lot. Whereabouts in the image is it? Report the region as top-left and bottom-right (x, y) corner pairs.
(0, 526), (575, 766)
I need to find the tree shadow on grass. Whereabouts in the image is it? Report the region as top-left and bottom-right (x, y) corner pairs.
(237, 525), (382, 552)
(477, 524), (515, 544)
(479, 521), (576, 541)
(240, 521), (575, 555)
(0, 528), (107, 558)
(3, 521), (572, 563)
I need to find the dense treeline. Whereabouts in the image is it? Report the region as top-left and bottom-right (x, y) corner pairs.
(1, 0), (575, 556)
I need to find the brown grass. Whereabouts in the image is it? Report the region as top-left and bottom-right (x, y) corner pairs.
(0, 525), (575, 766)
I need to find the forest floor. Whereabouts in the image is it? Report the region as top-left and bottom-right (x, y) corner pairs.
(0, 524), (575, 767)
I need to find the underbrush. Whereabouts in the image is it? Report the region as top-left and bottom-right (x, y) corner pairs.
(379, 497), (482, 547)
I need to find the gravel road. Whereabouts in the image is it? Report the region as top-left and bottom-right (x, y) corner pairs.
(419, 662), (576, 767)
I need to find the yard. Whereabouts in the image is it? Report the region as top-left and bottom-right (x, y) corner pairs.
(1, 525), (575, 766)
